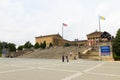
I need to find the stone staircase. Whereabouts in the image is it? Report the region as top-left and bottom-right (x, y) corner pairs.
(18, 46), (90, 59)
(79, 46), (100, 60)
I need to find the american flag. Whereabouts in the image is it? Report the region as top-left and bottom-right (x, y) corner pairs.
(63, 23), (68, 26)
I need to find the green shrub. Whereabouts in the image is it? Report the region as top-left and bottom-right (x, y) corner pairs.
(113, 52), (120, 61)
(112, 29), (120, 60)
(34, 42), (40, 49)
(64, 43), (71, 47)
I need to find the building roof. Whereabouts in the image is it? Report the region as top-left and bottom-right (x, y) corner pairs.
(100, 31), (112, 41)
(87, 31), (103, 37)
(35, 34), (62, 38)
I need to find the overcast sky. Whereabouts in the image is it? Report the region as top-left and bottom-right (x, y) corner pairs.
(0, 0), (120, 46)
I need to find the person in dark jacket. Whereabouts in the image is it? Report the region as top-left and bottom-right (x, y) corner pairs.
(62, 54), (65, 62)
(66, 55), (69, 62)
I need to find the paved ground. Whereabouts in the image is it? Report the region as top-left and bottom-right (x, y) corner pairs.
(0, 58), (120, 80)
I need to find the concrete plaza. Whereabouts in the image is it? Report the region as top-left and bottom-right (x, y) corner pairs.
(0, 58), (120, 80)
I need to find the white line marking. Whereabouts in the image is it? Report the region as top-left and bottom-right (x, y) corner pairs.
(0, 68), (34, 74)
(61, 62), (105, 80)
(88, 72), (120, 77)
(38, 67), (79, 73)
(83, 62), (105, 73)
(62, 72), (83, 80)
(11, 64), (34, 68)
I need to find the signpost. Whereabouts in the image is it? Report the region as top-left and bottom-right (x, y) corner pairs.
(2, 49), (6, 57)
(0, 50), (2, 57)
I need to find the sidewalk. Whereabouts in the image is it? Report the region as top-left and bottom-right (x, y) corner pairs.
(0, 58), (120, 80)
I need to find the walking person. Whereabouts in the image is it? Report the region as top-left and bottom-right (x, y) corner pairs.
(69, 52), (72, 57)
(66, 55), (69, 62)
(62, 54), (65, 62)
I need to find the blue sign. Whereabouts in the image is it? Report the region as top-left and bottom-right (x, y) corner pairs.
(100, 46), (110, 56)
(2, 49), (6, 54)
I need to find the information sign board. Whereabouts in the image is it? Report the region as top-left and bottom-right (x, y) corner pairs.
(100, 46), (110, 56)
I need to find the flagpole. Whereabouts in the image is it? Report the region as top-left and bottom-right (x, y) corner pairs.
(62, 23), (64, 46)
(62, 23), (67, 39)
(62, 23), (63, 39)
(99, 16), (101, 32)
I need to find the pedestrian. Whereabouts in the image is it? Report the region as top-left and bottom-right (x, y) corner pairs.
(69, 52), (72, 57)
(74, 56), (77, 60)
(66, 55), (69, 62)
(62, 54), (65, 62)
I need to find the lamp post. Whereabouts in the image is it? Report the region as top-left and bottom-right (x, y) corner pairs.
(75, 39), (78, 53)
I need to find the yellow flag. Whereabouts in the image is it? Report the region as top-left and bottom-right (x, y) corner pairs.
(100, 16), (105, 20)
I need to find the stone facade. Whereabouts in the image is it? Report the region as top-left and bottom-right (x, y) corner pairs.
(35, 31), (112, 47)
(35, 34), (64, 47)
(71, 40), (88, 46)
(87, 31), (103, 46)
(35, 34), (88, 47)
